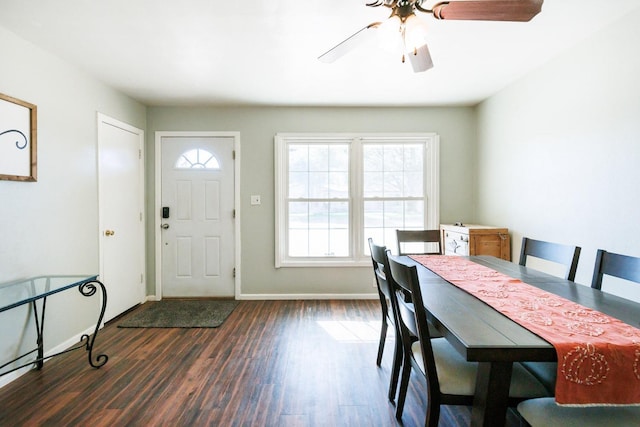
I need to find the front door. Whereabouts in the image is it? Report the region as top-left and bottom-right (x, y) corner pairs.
(160, 135), (235, 297)
(98, 114), (145, 321)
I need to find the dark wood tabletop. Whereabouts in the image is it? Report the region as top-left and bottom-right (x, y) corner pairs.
(397, 255), (640, 427)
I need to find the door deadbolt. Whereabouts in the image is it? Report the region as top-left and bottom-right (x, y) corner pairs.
(104, 230), (115, 236)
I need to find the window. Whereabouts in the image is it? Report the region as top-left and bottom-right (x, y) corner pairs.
(275, 133), (439, 267)
(175, 148), (220, 169)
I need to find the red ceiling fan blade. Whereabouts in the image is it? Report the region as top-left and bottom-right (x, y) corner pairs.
(318, 22), (381, 63)
(407, 44), (434, 73)
(432, 0), (543, 22)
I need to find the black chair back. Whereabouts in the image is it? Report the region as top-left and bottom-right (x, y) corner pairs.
(396, 229), (442, 256)
(591, 249), (640, 290)
(519, 237), (581, 281)
(369, 238), (394, 312)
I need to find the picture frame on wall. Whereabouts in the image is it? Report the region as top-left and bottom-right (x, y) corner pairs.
(0, 92), (37, 182)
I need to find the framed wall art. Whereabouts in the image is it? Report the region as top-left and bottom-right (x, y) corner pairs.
(0, 93), (37, 181)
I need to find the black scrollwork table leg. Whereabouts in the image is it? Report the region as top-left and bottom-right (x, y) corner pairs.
(78, 279), (108, 368)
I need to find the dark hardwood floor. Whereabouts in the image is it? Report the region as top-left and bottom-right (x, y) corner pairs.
(0, 300), (523, 426)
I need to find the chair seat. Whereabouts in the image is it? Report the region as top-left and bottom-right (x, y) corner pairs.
(518, 397), (640, 427)
(412, 339), (550, 398)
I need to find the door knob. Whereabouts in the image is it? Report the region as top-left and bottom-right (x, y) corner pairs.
(104, 230), (115, 236)
(161, 224), (170, 229)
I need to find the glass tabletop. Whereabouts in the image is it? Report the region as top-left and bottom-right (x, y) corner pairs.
(0, 275), (99, 313)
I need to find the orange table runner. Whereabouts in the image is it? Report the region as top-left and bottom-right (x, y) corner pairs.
(410, 255), (640, 405)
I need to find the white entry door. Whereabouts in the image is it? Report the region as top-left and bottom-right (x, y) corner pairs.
(98, 114), (145, 322)
(160, 136), (235, 297)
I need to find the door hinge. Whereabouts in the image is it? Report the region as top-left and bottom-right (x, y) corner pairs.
(233, 268), (236, 278)
(140, 273), (144, 283)
(233, 209), (236, 218)
(139, 149), (142, 159)
(140, 212), (143, 221)
(232, 150), (236, 160)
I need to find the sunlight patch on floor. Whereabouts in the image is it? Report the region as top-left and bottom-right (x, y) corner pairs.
(317, 320), (392, 343)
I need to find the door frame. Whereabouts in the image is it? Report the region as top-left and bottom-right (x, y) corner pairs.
(154, 131), (241, 300)
(97, 113), (146, 317)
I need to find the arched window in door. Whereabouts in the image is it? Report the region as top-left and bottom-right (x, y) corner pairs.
(175, 148), (220, 169)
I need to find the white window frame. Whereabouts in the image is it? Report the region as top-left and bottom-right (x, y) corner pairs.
(275, 133), (439, 267)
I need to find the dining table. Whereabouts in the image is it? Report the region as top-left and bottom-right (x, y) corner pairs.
(397, 255), (640, 427)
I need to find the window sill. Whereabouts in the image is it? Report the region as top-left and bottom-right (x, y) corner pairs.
(276, 259), (370, 268)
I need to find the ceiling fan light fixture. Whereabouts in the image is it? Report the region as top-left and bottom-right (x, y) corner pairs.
(319, 0), (544, 73)
(376, 15), (403, 52)
(403, 13), (429, 53)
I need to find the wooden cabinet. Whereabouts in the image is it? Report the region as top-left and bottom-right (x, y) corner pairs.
(440, 224), (511, 261)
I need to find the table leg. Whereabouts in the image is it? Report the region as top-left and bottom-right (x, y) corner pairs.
(470, 361), (512, 427)
(31, 298), (46, 369)
(78, 280), (108, 368)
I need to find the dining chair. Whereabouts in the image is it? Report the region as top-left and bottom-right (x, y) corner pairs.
(517, 397), (640, 426)
(520, 250), (640, 425)
(518, 238), (581, 394)
(396, 229), (442, 256)
(519, 237), (581, 281)
(368, 238), (403, 402)
(387, 257), (550, 426)
(590, 249), (640, 290)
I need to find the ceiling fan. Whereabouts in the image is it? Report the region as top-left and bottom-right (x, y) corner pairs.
(318, 0), (544, 73)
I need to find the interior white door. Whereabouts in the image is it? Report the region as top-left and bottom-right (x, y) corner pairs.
(98, 114), (145, 321)
(160, 136), (235, 297)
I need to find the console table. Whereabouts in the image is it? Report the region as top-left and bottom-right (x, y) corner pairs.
(0, 275), (108, 377)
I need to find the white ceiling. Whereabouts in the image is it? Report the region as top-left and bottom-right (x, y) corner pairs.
(1, 0), (639, 107)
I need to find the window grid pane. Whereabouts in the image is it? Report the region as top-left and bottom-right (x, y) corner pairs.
(363, 142), (425, 252)
(288, 201), (350, 257)
(287, 142), (351, 257)
(175, 149), (220, 169)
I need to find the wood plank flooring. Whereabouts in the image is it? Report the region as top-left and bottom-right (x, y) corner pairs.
(0, 300), (523, 426)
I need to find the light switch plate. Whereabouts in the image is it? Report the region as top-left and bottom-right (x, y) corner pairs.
(250, 195), (261, 205)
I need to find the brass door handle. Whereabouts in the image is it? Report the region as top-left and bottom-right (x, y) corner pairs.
(161, 224), (170, 229)
(105, 230), (115, 236)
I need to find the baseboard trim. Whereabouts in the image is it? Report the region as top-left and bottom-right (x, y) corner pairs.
(238, 293), (378, 300)
(0, 366), (31, 389)
(147, 293), (378, 301)
(0, 323), (100, 389)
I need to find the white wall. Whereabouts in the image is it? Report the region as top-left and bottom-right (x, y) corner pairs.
(476, 9), (640, 299)
(0, 26), (145, 380)
(147, 106), (477, 297)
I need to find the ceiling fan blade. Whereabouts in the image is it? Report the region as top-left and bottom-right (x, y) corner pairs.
(408, 44), (433, 73)
(318, 22), (381, 63)
(432, 0), (543, 22)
